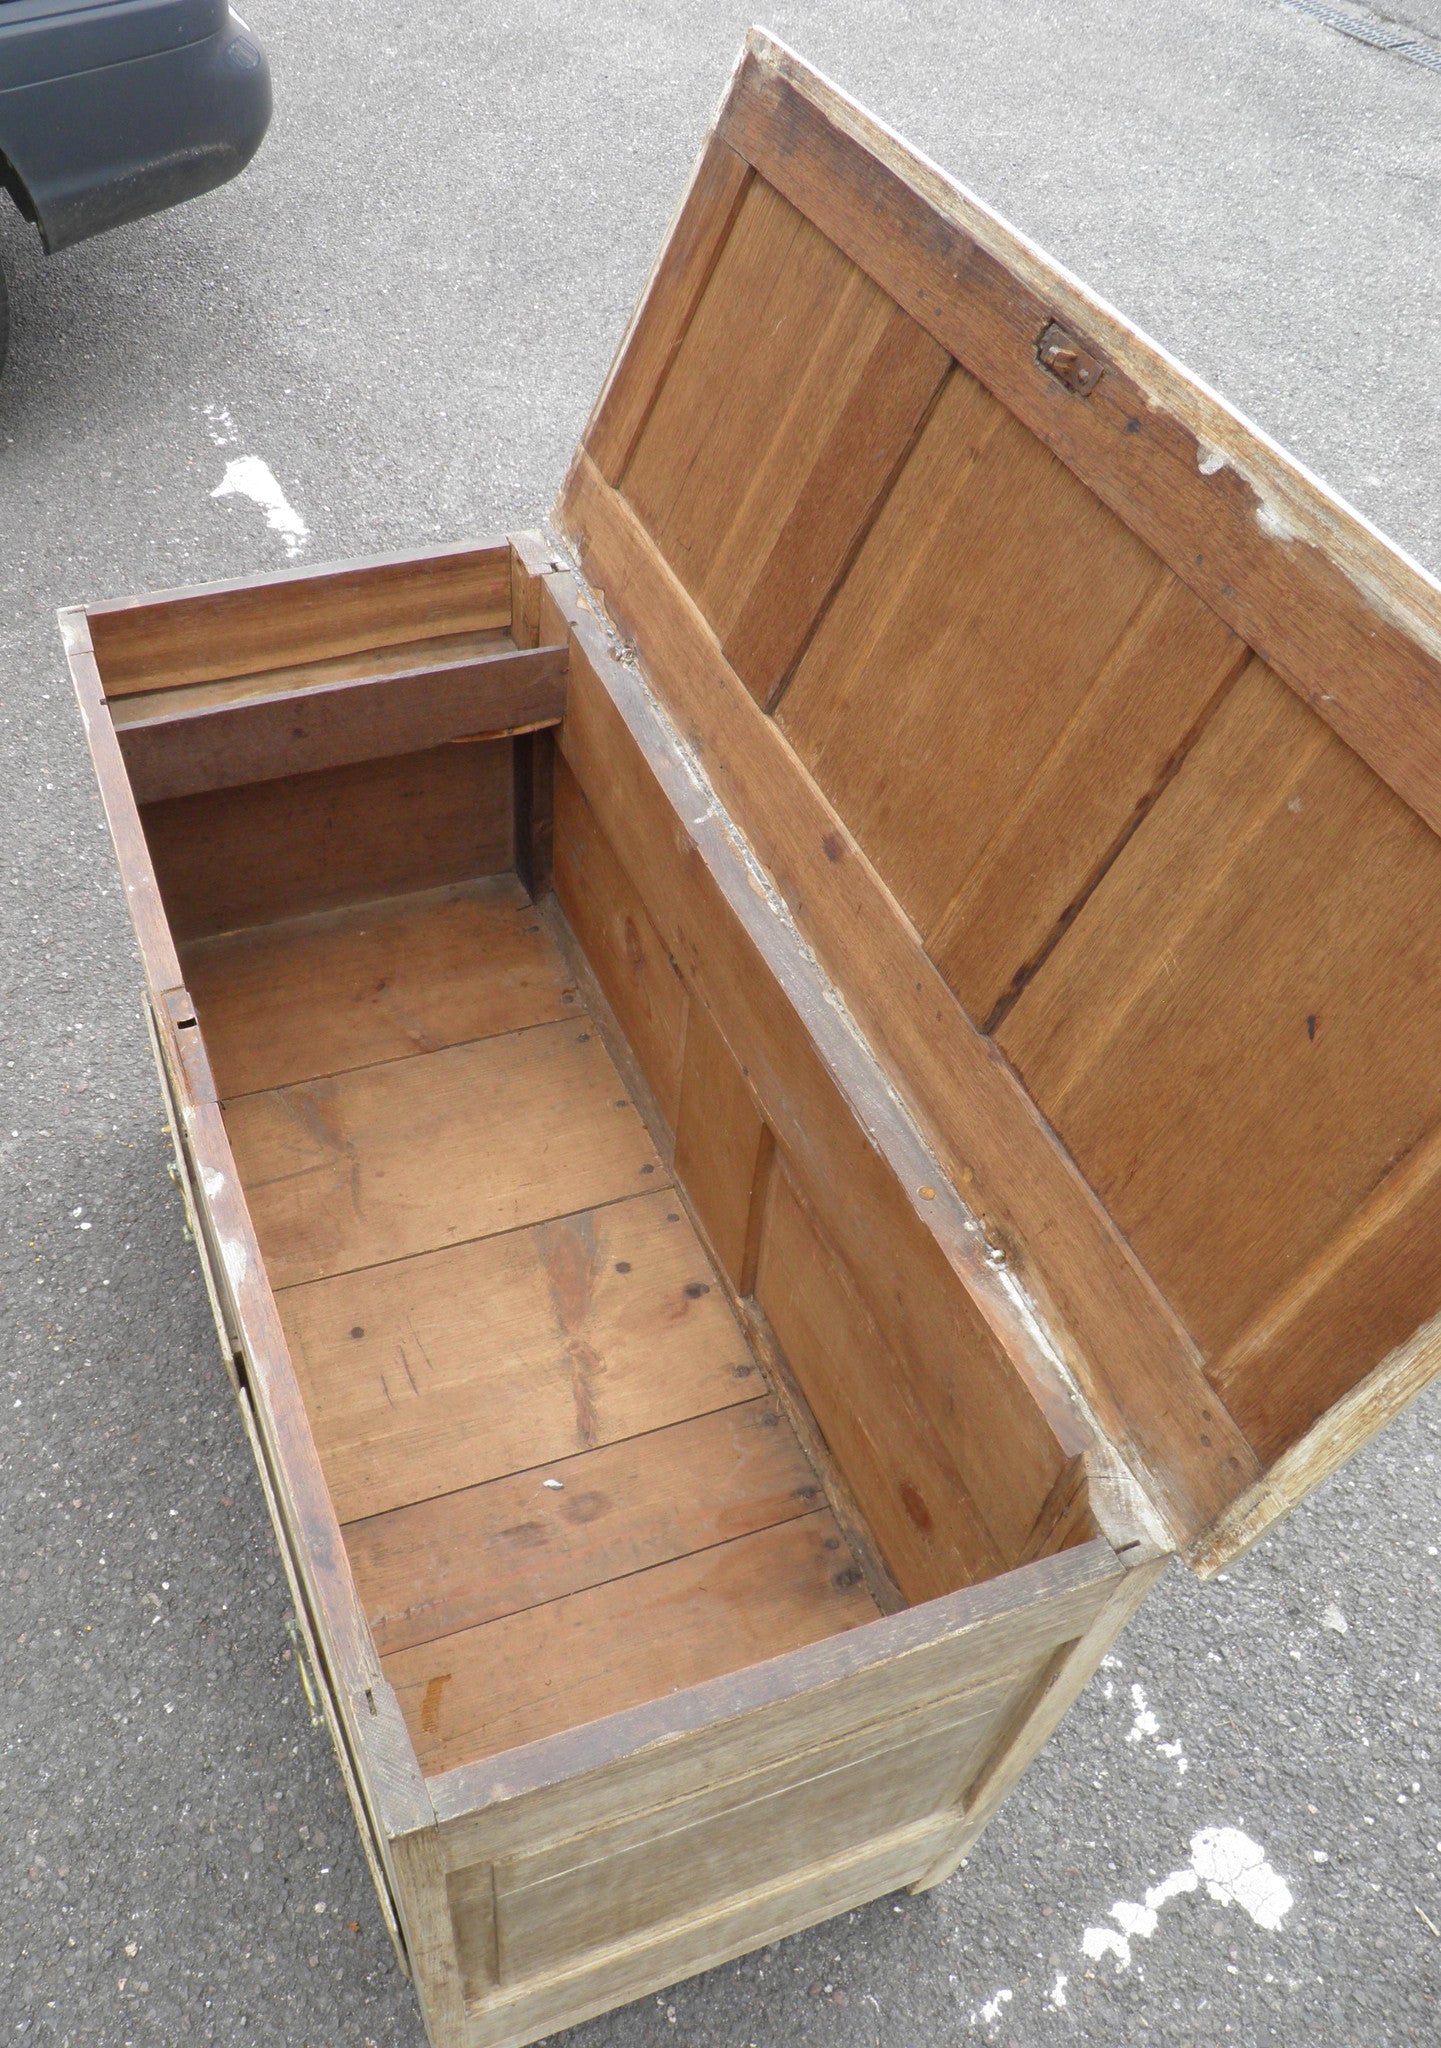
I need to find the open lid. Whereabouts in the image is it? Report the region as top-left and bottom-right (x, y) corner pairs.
(558, 29), (1441, 1571)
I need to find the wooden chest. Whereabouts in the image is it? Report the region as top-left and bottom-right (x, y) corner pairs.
(66, 31), (1441, 2048)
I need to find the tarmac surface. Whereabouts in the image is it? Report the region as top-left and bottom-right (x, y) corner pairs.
(1, 3), (1439, 2044)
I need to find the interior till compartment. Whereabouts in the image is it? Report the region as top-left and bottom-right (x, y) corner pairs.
(103, 587), (1096, 1776)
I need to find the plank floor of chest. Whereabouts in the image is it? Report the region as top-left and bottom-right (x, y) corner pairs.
(183, 879), (879, 1773)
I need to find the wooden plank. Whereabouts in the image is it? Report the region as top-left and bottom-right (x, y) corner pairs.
(494, 1679), (1020, 1982)
(142, 741), (513, 941)
(552, 754), (688, 1129)
(87, 538), (513, 697)
(277, 1191), (755, 1525)
(554, 639), (1084, 1562)
(558, 451), (1258, 1544)
(493, 1675), (1017, 1897)
(925, 574), (1250, 1029)
(428, 1537), (1125, 1841)
(1189, 1303), (1441, 1573)
(512, 729), (555, 901)
(225, 1019), (667, 1289)
(584, 135), (753, 486)
(717, 34), (1441, 844)
(723, 309), (950, 707)
(182, 877), (577, 1099)
(144, 1010), (435, 1844)
(999, 658), (1441, 1369)
(755, 1158), (1008, 1599)
(509, 532), (554, 650)
(776, 378), (1165, 941)
(386, 1511), (880, 1775)
(106, 626), (515, 725)
(387, 1828), (467, 2046)
(622, 175), (950, 705)
(346, 1400), (821, 1657)
(909, 1552), (1165, 1890)
(1208, 1118), (1441, 1461)
(672, 999), (769, 1287)
(460, 1819), (950, 2046)
(115, 642), (567, 803)
(61, 610), (183, 992)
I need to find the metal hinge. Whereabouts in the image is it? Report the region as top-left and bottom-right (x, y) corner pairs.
(1037, 320), (1103, 396)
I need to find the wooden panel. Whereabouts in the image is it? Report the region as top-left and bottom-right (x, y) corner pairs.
(116, 642), (567, 803)
(143, 741), (513, 941)
(494, 1678), (1020, 1982)
(458, 1820), (951, 2047)
(555, 635), (1081, 1563)
(278, 1193), (756, 1525)
(429, 1537), (1126, 1843)
(926, 575), (1249, 1028)
(183, 878), (576, 1098)
(552, 755), (687, 1128)
(755, 1160), (1007, 1599)
(226, 1021), (666, 1289)
(1210, 1125), (1441, 1460)
(107, 626), (515, 723)
(777, 378), (1164, 942)
(558, 458), (1259, 1543)
(387, 1512), (881, 1774)
(716, 35), (1441, 847)
(1001, 657), (1441, 1370)
(672, 999), (769, 1287)
(586, 135), (754, 485)
(347, 1400), (820, 1657)
(88, 540), (513, 696)
(622, 175), (949, 704)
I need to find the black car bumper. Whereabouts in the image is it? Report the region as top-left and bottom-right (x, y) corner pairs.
(0, 2), (270, 251)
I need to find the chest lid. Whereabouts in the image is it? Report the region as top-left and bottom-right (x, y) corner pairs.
(558, 29), (1441, 1572)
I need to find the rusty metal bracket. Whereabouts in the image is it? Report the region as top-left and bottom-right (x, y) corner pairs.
(1037, 321), (1103, 396)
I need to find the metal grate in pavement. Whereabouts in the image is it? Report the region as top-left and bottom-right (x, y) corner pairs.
(1278, 0), (1441, 69)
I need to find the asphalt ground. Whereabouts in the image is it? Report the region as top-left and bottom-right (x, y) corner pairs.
(1, 3), (1439, 2044)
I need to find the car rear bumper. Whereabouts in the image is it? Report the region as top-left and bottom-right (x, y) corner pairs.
(0, 6), (271, 251)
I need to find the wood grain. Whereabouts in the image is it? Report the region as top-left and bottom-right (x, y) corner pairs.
(622, 174), (949, 705)
(925, 574), (1249, 1028)
(585, 135), (754, 486)
(1207, 1121), (1441, 1460)
(107, 626), (516, 723)
(428, 1537), (1126, 1838)
(552, 754), (688, 1129)
(672, 998), (770, 1288)
(754, 1159), (1008, 1599)
(554, 636), (1081, 1560)
(89, 540), (513, 697)
(277, 1191), (754, 1524)
(116, 642), (567, 803)
(386, 1511), (880, 1774)
(143, 741), (513, 941)
(1000, 658), (1441, 1366)
(493, 1678), (1017, 1982)
(183, 878), (577, 1098)
(719, 35), (1441, 844)
(346, 1400), (821, 1657)
(226, 1020), (667, 1289)
(777, 377), (1164, 941)
(559, 451), (1258, 1543)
